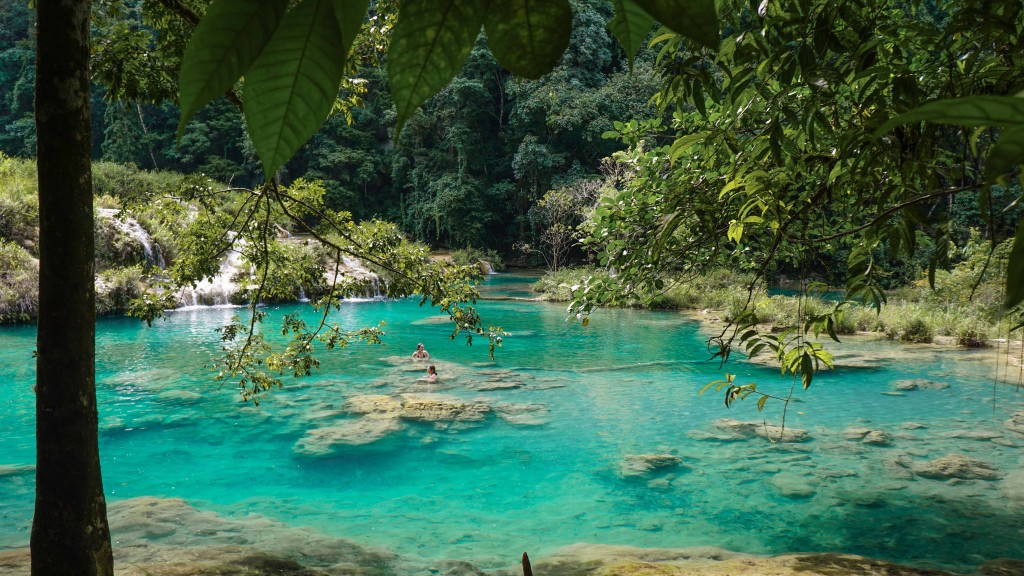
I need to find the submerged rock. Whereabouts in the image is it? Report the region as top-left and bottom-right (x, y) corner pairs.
(529, 543), (956, 576)
(862, 430), (893, 446)
(713, 418), (811, 442)
(1001, 469), (1024, 503)
(294, 418), (403, 455)
(946, 429), (1003, 441)
(1006, 411), (1024, 435)
(976, 558), (1024, 576)
(840, 426), (893, 444)
(767, 472), (817, 499)
(912, 454), (999, 481)
(0, 464), (34, 477)
(493, 403), (549, 426)
(618, 454), (683, 479)
(841, 426), (872, 440)
(344, 394), (403, 418)
(892, 379), (950, 391)
(398, 394), (490, 423)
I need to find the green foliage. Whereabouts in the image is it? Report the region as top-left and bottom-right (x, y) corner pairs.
(482, 1), (572, 79)
(533, 266), (614, 303)
(607, 0), (655, 67)
(96, 266), (145, 316)
(565, 0), (1024, 392)
(177, 0), (290, 139)
(176, 0), (719, 179)
(450, 247), (504, 272)
(0, 239), (37, 323)
(244, 0), (357, 178)
(0, 154), (39, 251)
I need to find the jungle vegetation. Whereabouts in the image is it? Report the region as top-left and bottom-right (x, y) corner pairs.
(9, 0), (1024, 574)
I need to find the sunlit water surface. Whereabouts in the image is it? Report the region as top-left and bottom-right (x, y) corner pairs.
(1, 274), (1023, 572)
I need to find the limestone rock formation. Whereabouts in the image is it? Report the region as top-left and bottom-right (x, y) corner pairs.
(618, 454), (683, 478)
(713, 418), (811, 442)
(912, 454), (999, 480)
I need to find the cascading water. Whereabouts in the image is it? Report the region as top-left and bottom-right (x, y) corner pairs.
(177, 242), (248, 307)
(97, 208), (166, 269)
(340, 255), (384, 299)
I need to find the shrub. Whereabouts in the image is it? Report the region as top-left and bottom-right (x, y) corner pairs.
(0, 154), (39, 252)
(0, 239), (38, 323)
(532, 266), (608, 301)
(451, 247), (504, 273)
(96, 266), (145, 316)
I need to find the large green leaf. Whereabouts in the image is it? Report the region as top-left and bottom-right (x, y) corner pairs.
(244, 0), (348, 178)
(874, 95), (1024, 138)
(330, 0), (370, 59)
(632, 0), (719, 50)
(608, 0), (656, 69)
(178, 0), (289, 139)
(1005, 219), (1024, 311)
(483, 0), (572, 79)
(987, 125), (1024, 182)
(388, 0), (483, 135)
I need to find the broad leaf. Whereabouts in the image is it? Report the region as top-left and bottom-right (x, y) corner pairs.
(633, 0), (719, 50)
(388, 0), (483, 135)
(874, 95), (1024, 138)
(331, 0), (370, 59)
(1004, 219), (1024, 311)
(244, 0), (348, 178)
(608, 0), (656, 69)
(987, 125), (1024, 182)
(178, 0), (289, 139)
(483, 0), (572, 79)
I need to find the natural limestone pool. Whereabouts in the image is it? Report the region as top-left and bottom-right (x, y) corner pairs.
(1, 274), (1023, 574)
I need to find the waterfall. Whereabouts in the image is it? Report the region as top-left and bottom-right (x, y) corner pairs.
(177, 241), (248, 308)
(339, 255), (384, 300)
(479, 260), (495, 275)
(98, 208), (166, 269)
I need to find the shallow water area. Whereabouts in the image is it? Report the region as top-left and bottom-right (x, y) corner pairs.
(1, 274), (1023, 574)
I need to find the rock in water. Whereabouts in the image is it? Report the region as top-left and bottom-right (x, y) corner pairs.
(892, 379), (950, 391)
(714, 418), (811, 442)
(912, 454), (999, 480)
(767, 473), (817, 498)
(398, 394), (490, 422)
(293, 418), (403, 455)
(1005, 411), (1024, 435)
(618, 454), (682, 478)
(862, 430), (892, 446)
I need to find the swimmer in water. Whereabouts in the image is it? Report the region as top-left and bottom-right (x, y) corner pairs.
(412, 343), (430, 360)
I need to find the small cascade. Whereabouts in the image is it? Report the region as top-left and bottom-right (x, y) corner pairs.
(98, 209), (167, 269)
(478, 260), (496, 275)
(177, 242), (248, 308)
(339, 255), (384, 300)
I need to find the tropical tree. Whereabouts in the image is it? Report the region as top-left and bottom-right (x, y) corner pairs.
(570, 0), (1024, 406)
(528, 179), (602, 271)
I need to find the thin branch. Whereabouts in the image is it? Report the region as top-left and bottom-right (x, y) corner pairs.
(811, 183), (985, 243)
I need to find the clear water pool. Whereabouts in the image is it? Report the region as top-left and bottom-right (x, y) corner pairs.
(1, 274), (1022, 572)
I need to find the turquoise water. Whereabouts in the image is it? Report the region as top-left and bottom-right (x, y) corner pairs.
(1, 274), (1023, 572)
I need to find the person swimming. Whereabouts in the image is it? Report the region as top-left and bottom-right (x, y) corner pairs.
(412, 343), (430, 360)
(426, 365), (438, 382)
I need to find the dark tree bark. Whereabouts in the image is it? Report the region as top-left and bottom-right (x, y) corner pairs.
(32, 1), (113, 575)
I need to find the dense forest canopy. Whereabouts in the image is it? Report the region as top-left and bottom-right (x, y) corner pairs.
(0, 0), (664, 252)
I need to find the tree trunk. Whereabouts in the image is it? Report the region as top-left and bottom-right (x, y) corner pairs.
(32, 1), (113, 575)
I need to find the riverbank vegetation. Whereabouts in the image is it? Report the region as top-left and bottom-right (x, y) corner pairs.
(534, 233), (1014, 347)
